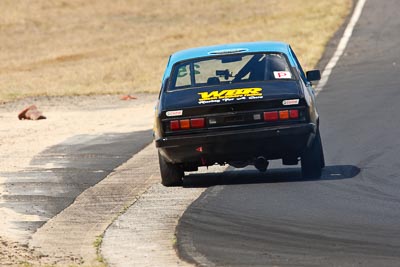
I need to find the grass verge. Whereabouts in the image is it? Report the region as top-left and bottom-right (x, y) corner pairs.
(93, 235), (107, 266)
(0, 0), (351, 102)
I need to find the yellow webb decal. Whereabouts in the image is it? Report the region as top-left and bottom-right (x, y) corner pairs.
(198, 88), (262, 101)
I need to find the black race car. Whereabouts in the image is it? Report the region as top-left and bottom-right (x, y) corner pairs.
(154, 41), (324, 186)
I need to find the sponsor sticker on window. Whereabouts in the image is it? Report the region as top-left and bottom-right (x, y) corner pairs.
(274, 71), (292, 79)
(282, 99), (299, 106)
(198, 88), (263, 104)
(166, 110), (183, 117)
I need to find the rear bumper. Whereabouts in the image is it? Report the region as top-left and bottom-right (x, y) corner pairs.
(156, 123), (316, 164)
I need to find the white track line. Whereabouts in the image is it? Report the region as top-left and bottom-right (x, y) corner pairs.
(316, 0), (367, 94)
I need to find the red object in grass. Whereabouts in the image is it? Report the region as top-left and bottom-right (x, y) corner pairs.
(18, 105), (46, 120)
(120, 95), (137, 100)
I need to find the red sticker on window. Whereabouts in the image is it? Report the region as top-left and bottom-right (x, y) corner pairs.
(273, 71), (292, 79)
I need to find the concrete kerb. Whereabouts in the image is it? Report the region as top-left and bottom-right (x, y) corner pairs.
(29, 142), (159, 266)
(100, 165), (228, 267)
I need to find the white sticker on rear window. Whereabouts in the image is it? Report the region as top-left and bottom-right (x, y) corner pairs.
(282, 99), (299, 106)
(274, 71), (292, 79)
(166, 110), (183, 117)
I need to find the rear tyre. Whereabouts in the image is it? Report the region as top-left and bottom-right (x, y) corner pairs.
(301, 130), (324, 179)
(320, 138), (326, 169)
(158, 151), (184, 186)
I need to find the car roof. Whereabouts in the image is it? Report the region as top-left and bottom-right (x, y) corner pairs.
(170, 41), (290, 63)
(162, 41), (294, 82)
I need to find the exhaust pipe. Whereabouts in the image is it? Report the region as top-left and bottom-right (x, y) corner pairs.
(254, 156), (269, 172)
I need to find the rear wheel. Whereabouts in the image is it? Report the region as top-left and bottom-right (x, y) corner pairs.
(319, 138), (326, 169)
(158, 151), (184, 186)
(301, 130), (324, 179)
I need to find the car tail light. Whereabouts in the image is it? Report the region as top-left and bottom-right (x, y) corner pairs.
(169, 117), (205, 131)
(263, 109), (300, 122)
(289, 109), (299, 119)
(279, 110), (289, 120)
(263, 111), (279, 121)
(191, 118), (205, 128)
(170, 120), (180, 130)
(180, 119), (190, 129)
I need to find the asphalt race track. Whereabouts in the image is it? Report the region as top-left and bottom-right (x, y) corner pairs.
(177, 1), (400, 266)
(0, 130), (152, 239)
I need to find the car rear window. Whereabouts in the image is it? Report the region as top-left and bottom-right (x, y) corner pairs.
(169, 53), (294, 91)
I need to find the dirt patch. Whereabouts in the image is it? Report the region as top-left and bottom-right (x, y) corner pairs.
(0, 94), (155, 174)
(0, 232), (78, 266)
(0, 236), (41, 266)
